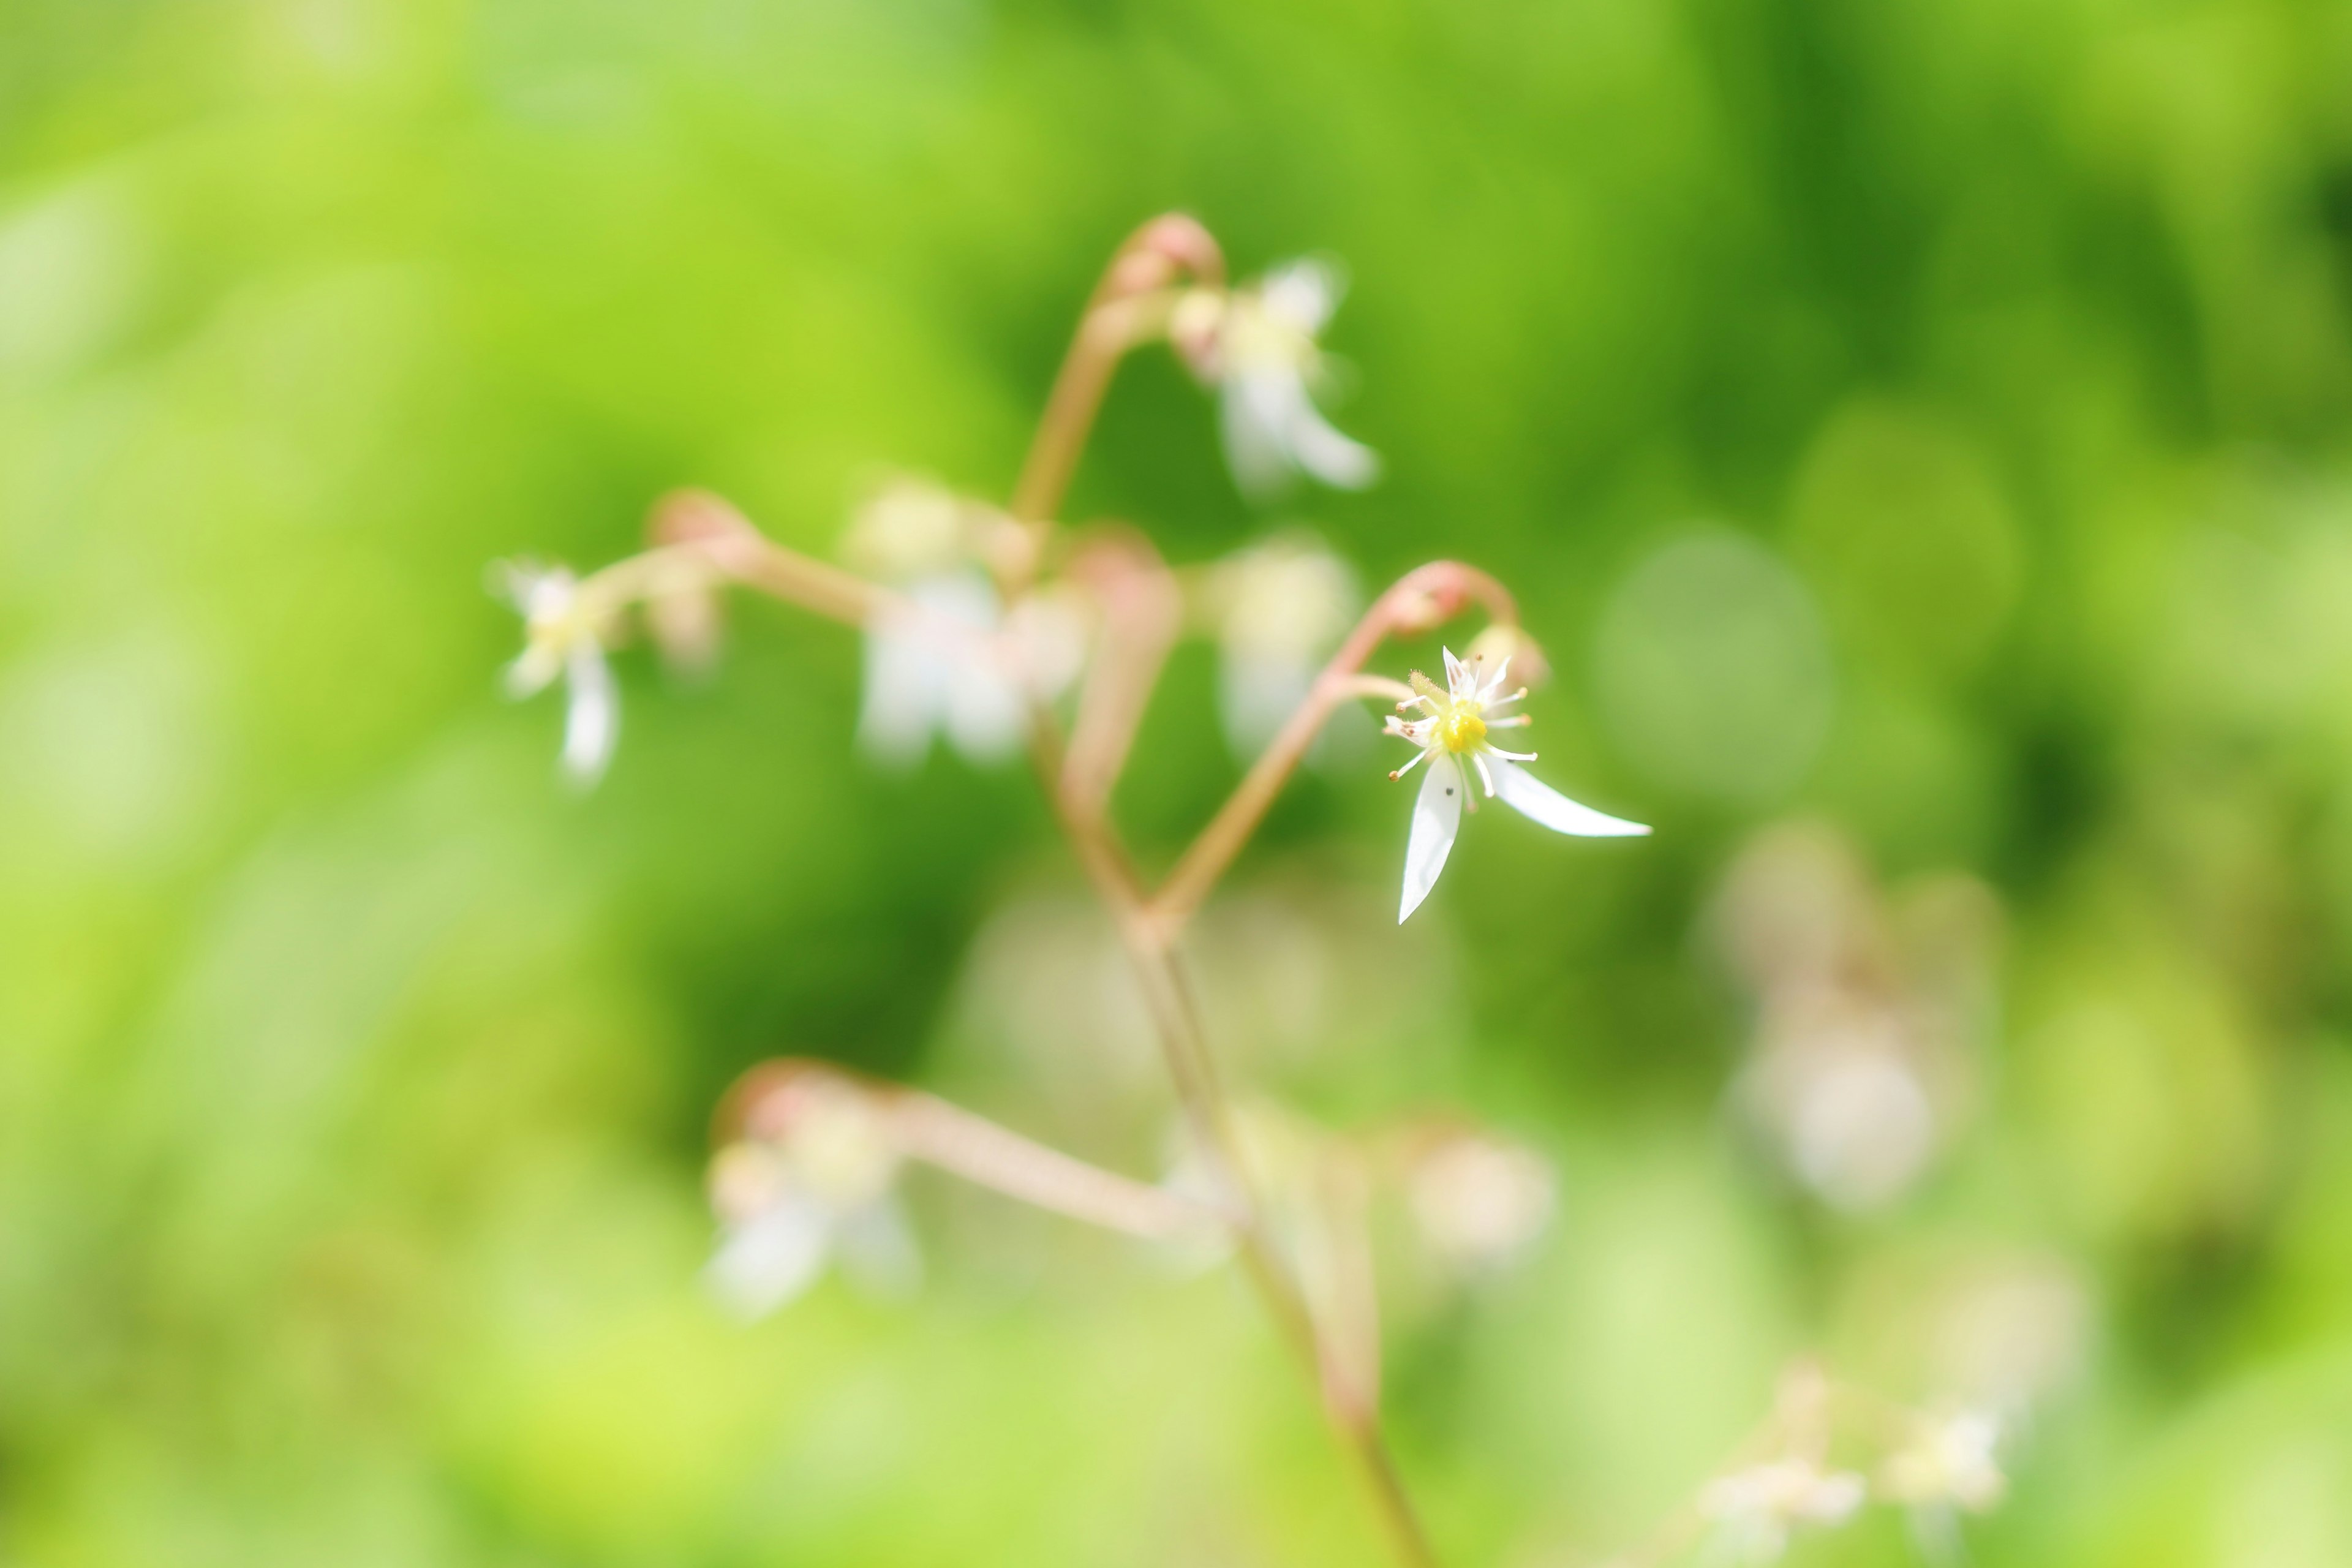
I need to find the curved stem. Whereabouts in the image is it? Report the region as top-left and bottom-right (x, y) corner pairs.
(1008, 214), (1227, 545)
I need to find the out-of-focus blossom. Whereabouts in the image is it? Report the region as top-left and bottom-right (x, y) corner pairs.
(1403, 1128), (1555, 1276)
(1386, 647), (1649, 923)
(1882, 1411), (2006, 1513)
(1202, 532), (1362, 758)
(1462, 620), (1551, 691)
(844, 477), (1085, 767)
(704, 1071), (918, 1319)
(1711, 823), (1998, 1210)
(498, 560), (620, 785)
(1173, 258), (1379, 500)
(1932, 1259), (2092, 1417)
(1698, 1458), (1867, 1563)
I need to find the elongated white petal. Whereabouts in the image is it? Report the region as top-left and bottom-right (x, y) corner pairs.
(561, 641), (619, 783)
(1283, 394), (1380, 491)
(858, 609), (948, 768)
(1442, 647), (1468, 693)
(1487, 756), (1648, 837)
(1401, 753), (1466, 923)
(503, 642), (563, 699)
(1261, 257), (1343, 335)
(1221, 373), (1303, 500)
(704, 1193), (835, 1319)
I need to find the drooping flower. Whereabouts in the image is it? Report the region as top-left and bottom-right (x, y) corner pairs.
(1175, 258), (1379, 500)
(1699, 1458), (1868, 1564)
(499, 561), (620, 785)
(704, 1070), (919, 1319)
(1205, 532), (1362, 758)
(845, 477), (1085, 768)
(1385, 646), (1649, 923)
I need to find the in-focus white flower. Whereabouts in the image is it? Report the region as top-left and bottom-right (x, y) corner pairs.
(1177, 259), (1379, 500)
(1385, 647), (1649, 923)
(704, 1073), (919, 1319)
(1207, 532), (1362, 758)
(1883, 1411), (2006, 1513)
(499, 561), (619, 786)
(846, 478), (1082, 768)
(1700, 1458), (1868, 1564)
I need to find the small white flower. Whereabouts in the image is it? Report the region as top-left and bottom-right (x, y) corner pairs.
(1700, 1458), (1868, 1564)
(1406, 1131), (1555, 1276)
(1182, 258), (1379, 500)
(499, 562), (620, 786)
(1208, 533), (1362, 758)
(846, 479), (1079, 768)
(704, 1076), (920, 1319)
(1883, 1411), (2006, 1513)
(1384, 646), (1649, 923)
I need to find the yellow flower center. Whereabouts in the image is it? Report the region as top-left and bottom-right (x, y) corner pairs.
(1439, 708), (1487, 753)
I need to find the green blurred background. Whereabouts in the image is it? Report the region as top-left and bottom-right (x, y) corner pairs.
(8, 0), (2352, 1562)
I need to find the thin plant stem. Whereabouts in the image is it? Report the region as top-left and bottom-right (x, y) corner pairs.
(1007, 214), (1226, 543)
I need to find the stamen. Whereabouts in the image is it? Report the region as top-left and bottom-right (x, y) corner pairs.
(1472, 753), (1496, 797)
(1389, 747), (1433, 781)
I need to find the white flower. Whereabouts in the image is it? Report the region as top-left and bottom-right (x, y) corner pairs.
(1700, 1458), (1867, 1564)
(846, 479), (1081, 768)
(704, 1076), (919, 1319)
(1883, 1411), (2005, 1513)
(1208, 533), (1362, 758)
(499, 562), (619, 786)
(1406, 1131), (1555, 1276)
(858, 571), (1028, 767)
(1182, 258), (1379, 500)
(1384, 646), (1649, 923)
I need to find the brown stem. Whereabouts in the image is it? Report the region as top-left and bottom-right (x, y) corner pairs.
(1060, 526), (1185, 825)
(1008, 214), (1227, 539)
(1152, 560), (1518, 929)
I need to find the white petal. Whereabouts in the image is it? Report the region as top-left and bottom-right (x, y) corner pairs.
(1221, 373), (1300, 500)
(1281, 394), (1380, 491)
(704, 1195), (835, 1319)
(858, 621), (944, 767)
(1442, 647), (1468, 693)
(503, 643), (562, 699)
(1487, 756), (1648, 837)
(1400, 753), (1465, 923)
(1261, 257), (1343, 335)
(560, 641), (618, 784)
(943, 658), (1023, 764)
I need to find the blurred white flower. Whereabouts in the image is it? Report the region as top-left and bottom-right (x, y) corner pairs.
(845, 478), (1082, 768)
(1883, 1411), (2005, 1513)
(705, 1073), (919, 1318)
(1713, 824), (1998, 1211)
(1404, 1129), (1555, 1276)
(1206, 532), (1362, 758)
(1385, 647), (1649, 923)
(1699, 1458), (1867, 1564)
(498, 560), (619, 785)
(1177, 258), (1379, 500)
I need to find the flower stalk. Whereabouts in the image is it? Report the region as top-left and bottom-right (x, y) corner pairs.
(490, 214), (1645, 1568)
